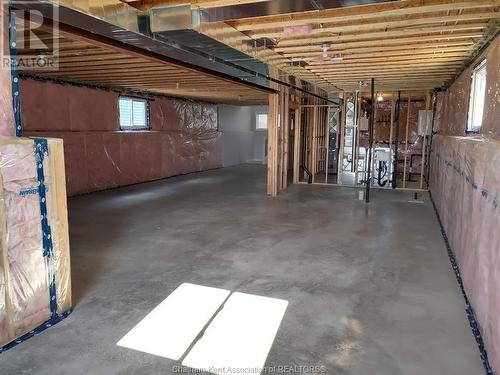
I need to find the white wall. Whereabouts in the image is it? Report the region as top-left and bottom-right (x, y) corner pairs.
(218, 105), (268, 167)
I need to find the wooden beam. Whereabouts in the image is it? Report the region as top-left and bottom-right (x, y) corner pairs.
(273, 33), (484, 53)
(419, 90), (431, 189)
(305, 52), (471, 65)
(293, 107), (301, 184)
(313, 64), (463, 73)
(387, 92), (395, 186)
(229, 0), (499, 32)
(337, 94), (347, 184)
(124, 0), (269, 10)
(311, 103), (318, 182)
(267, 93), (279, 196)
(282, 42), (475, 58)
(276, 23), (488, 48)
(248, 10), (499, 38)
(402, 94), (411, 189)
(308, 55), (468, 67)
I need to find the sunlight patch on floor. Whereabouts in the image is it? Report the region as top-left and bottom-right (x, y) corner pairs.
(117, 284), (288, 375)
(117, 283), (230, 360)
(183, 292), (288, 374)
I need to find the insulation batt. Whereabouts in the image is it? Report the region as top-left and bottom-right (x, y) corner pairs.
(430, 135), (500, 374)
(19, 79), (222, 196)
(0, 137), (71, 347)
(0, 6), (14, 137)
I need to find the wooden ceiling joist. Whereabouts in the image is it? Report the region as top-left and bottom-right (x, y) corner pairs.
(18, 0), (500, 94)
(273, 33), (485, 54)
(227, 0), (499, 31)
(248, 10), (499, 39)
(196, 0), (499, 91)
(16, 24), (272, 104)
(275, 24), (489, 48)
(122, 0), (269, 11)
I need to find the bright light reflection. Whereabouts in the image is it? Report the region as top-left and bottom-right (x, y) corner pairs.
(183, 292), (288, 375)
(117, 283), (230, 360)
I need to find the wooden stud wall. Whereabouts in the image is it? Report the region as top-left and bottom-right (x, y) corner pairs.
(267, 93), (279, 196)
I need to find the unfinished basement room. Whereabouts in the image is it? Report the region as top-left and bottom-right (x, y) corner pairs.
(0, 0), (499, 374)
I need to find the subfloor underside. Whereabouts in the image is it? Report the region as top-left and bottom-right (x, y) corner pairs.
(1, 164), (484, 375)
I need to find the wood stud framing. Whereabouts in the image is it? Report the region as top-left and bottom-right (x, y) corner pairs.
(267, 93), (279, 196)
(15, 0), (497, 197)
(420, 91), (432, 189)
(402, 95), (411, 189)
(293, 107), (301, 184)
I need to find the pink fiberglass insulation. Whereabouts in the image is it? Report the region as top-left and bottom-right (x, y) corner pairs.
(0, 6), (14, 137)
(0, 67), (14, 137)
(0, 137), (71, 349)
(482, 39), (500, 141)
(430, 135), (500, 373)
(283, 24), (312, 36)
(435, 35), (500, 141)
(20, 79), (222, 196)
(0, 142), (50, 340)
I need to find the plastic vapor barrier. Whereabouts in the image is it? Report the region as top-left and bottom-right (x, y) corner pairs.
(19, 79), (222, 196)
(430, 134), (500, 373)
(0, 137), (71, 350)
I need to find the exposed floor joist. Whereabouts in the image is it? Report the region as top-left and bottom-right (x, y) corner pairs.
(197, 0), (500, 91)
(121, 0), (269, 10)
(16, 22), (272, 105)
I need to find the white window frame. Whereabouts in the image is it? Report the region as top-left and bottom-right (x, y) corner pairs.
(466, 59), (487, 133)
(119, 96), (150, 131)
(255, 112), (268, 131)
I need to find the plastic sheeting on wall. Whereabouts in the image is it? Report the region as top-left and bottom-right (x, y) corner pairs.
(430, 135), (500, 373)
(0, 6), (14, 137)
(435, 35), (499, 141)
(0, 137), (71, 350)
(20, 79), (223, 196)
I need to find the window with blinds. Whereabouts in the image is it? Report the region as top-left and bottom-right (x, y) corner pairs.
(119, 97), (149, 130)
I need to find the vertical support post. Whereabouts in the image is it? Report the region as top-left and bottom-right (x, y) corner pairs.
(311, 103), (318, 183)
(419, 90), (431, 189)
(426, 91), (437, 183)
(354, 92), (361, 185)
(370, 96), (377, 185)
(281, 88), (290, 189)
(302, 102), (312, 184)
(388, 93), (395, 186)
(267, 93), (279, 196)
(365, 78), (375, 203)
(293, 107), (301, 184)
(278, 88), (289, 191)
(324, 106), (331, 183)
(337, 95), (347, 185)
(277, 90), (284, 191)
(0, 5), (15, 136)
(392, 91), (401, 189)
(402, 94), (411, 189)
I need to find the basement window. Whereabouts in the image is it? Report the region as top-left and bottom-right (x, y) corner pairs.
(467, 59), (487, 133)
(119, 97), (150, 130)
(256, 113), (268, 130)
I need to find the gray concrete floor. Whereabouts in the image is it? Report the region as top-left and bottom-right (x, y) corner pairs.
(2, 164), (484, 375)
